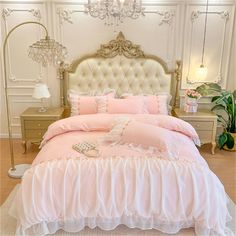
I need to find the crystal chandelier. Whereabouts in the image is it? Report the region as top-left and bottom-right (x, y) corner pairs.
(84, 0), (145, 26)
(28, 36), (67, 67)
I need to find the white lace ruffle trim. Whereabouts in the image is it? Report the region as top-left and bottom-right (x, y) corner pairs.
(12, 214), (233, 236)
(101, 117), (131, 144)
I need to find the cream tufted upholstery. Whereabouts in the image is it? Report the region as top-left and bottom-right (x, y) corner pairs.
(68, 56), (172, 98)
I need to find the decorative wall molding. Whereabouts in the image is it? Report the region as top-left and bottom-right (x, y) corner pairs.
(2, 7), (44, 84)
(57, 7), (176, 26)
(0, 2), (48, 135)
(185, 10), (230, 85)
(2, 8), (42, 20)
(144, 7), (177, 67)
(57, 8), (83, 25)
(191, 10), (229, 23)
(7, 94), (40, 128)
(156, 10), (175, 25)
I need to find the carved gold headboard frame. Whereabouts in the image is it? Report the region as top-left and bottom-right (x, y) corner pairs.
(59, 32), (181, 116)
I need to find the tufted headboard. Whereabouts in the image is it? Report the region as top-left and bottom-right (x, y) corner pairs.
(59, 32), (181, 116)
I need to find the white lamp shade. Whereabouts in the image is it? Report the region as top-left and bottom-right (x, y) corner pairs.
(32, 83), (51, 99)
(196, 65), (208, 81)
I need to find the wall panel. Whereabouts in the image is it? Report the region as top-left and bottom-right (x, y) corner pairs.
(182, 2), (235, 89)
(0, 1), (49, 136)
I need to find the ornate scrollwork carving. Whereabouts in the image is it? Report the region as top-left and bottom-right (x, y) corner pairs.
(57, 8), (73, 25)
(220, 11), (229, 21)
(156, 11), (175, 25)
(2, 8), (41, 20)
(191, 11), (200, 22)
(96, 32), (145, 58)
(30, 9), (41, 20)
(2, 8), (12, 19)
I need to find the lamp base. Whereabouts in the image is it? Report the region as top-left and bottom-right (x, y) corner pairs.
(8, 164), (31, 178)
(38, 106), (47, 112)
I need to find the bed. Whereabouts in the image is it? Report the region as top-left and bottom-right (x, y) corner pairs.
(10, 32), (232, 236)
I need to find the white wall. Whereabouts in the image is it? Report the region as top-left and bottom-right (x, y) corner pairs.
(0, 0), (235, 137)
(227, 8), (236, 91)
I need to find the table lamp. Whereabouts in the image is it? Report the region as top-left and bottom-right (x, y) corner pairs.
(32, 83), (51, 112)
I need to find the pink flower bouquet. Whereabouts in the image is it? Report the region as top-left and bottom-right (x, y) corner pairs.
(184, 89), (201, 113)
(185, 89), (201, 99)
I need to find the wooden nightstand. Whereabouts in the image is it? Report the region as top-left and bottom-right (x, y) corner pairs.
(174, 108), (218, 154)
(20, 107), (64, 152)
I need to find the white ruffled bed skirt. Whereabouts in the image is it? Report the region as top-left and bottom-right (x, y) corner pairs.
(9, 158), (233, 236)
(3, 184), (235, 236)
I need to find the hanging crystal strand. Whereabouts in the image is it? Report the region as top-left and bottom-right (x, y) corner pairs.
(105, 0), (109, 25)
(28, 37), (67, 67)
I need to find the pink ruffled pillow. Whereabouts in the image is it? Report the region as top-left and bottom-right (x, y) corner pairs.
(69, 92), (115, 116)
(96, 97), (147, 114)
(122, 94), (170, 115)
(123, 121), (169, 152)
(103, 118), (170, 153)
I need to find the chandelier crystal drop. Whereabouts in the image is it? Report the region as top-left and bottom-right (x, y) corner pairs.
(28, 36), (67, 67)
(84, 0), (145, 26)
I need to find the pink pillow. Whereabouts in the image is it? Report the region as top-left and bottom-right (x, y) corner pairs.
(96, 97), (147, 114)
(103, 119), (170, 153)
(123, 121), (168, 151)
(69, 92), (114, 116)
(123, 94), (169, 115)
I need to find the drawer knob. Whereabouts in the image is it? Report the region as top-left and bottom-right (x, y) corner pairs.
(37, 123), (41, 127)
(38, 132), (42, 135)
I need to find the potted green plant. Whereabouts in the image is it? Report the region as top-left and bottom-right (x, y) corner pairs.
(211, 90), (236, 151)
(195, 83), (236, 151)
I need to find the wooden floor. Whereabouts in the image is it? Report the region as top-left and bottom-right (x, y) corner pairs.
(0, 138), (235, 205)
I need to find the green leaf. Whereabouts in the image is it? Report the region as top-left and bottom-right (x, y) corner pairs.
(227, 96), (233, 105)
(218, 133), (228, 149)
(226, 133), (234, 149)
(211, 104), (226, 112)
(195, 83), (221, 96)
(233, 90), (236, 100)
(215, 96), (227, 105)
(212, 96), (221, 102)
(221, 91), (230, 97)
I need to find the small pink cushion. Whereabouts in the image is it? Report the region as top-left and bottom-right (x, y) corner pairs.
(97, 98), (147, 114)
(69, 92), (114, 116)
(123, 95), (169, 115)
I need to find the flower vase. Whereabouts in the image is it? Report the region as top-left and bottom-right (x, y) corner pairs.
(184, 97), (198, 113)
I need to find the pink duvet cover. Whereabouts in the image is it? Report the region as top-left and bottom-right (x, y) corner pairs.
(11, 114), (232, 236)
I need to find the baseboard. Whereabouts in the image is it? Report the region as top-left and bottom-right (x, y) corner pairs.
(0, 133), (21, 138)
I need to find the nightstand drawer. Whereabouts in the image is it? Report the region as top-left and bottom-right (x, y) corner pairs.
(187, 121), (213, 131)
(25, 129), (47, 139)
(24, 120), (54, 129)
(197, 130), (213, 143)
